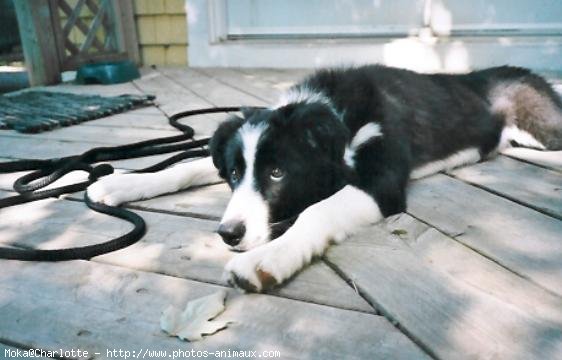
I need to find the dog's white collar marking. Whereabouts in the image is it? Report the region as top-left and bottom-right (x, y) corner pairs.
(220, 123), (270, 250)
(344, 122), (383, 167)
(350, 123), (383, 149)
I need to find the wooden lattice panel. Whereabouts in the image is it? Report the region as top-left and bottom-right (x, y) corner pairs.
(13, 0), (138, 85)
(49, 0), (131, 70)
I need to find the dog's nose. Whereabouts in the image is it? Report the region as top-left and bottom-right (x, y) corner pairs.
(217, 221), (246, 246)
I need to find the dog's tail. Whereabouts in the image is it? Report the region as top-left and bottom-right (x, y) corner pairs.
(485, 66), (562, 151)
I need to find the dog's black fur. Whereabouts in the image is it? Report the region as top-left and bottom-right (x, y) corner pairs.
(211, 65), (562, 240)
(86, 64), (562, 292)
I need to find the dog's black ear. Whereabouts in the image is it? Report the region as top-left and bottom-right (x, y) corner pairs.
(210, 115), (244, 178)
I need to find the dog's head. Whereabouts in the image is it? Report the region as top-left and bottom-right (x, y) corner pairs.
(210, 103), (349, 250)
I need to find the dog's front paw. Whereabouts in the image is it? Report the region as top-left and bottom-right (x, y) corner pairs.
(223, 249), (280, 293)
(87, 173), (158, 206)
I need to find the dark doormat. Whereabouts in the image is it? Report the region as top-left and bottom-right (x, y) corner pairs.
(0, 90), (155, 133)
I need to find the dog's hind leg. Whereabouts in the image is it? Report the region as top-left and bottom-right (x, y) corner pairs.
(87, 157), (221, 206)
(489, 73), (562, 151)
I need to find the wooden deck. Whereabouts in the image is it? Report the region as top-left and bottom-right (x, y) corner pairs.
(0, 67), (561, 360)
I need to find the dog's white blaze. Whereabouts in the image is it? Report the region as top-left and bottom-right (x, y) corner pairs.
(220, 123), (270, 250)
(410, 147), (481, 179)
(344, 123), (383, 167)
(498, 125), (546, 151)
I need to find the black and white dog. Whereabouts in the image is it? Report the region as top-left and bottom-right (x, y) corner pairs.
(88, 65), (562, 292)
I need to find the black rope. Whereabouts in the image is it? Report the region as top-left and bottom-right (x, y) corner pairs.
(0, 106), (256, 261)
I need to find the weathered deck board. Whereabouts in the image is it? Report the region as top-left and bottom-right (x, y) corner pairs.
(37, 81), (144, 96)
(235, 67), (311, 85)
(407, 174), (562, 297)
(326, 214), (562, 360)
(502, 148), (562, 172)
(195, 68), (286, 104)
(74, 108), (175, 131)
(0, 135), (188, 170)
(0, 261), (428, 360)
(127, 183), (230, 220)
(75, 106), (221, 139)
(0, 190), (373, 313)
(132, 68), (213, 116)
(0, 124), (179, 146)
(133, 69), (227, 137)
(159, 68), (269, 108)
(0, 135), (107, 158)
(158, 67), (266, 136)
(449, 156), (562, 219)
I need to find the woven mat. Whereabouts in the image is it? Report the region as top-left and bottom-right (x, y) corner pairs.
(0, 91), (155, 133)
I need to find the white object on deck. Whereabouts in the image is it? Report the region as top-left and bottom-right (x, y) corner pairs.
(160, 290), (231, 342)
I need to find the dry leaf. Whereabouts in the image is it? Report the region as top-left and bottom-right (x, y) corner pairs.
(391, 229), (408, 237)
(160, 290), (231, 341)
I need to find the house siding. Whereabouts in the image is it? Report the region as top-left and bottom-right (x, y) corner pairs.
(134, 0), (188, 66)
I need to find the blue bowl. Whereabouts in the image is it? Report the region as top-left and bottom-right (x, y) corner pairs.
(76, 60), (140, 85)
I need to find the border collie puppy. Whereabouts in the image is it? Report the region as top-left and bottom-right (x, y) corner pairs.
(88, 65), (562, 292)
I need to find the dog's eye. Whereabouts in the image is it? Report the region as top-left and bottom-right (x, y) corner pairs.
(270, 167), (284, 181)
(230, 169), (240, 183)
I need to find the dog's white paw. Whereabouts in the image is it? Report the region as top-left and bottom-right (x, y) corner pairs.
(86, 173), (159, 206)
(223, 245), (291, 293)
